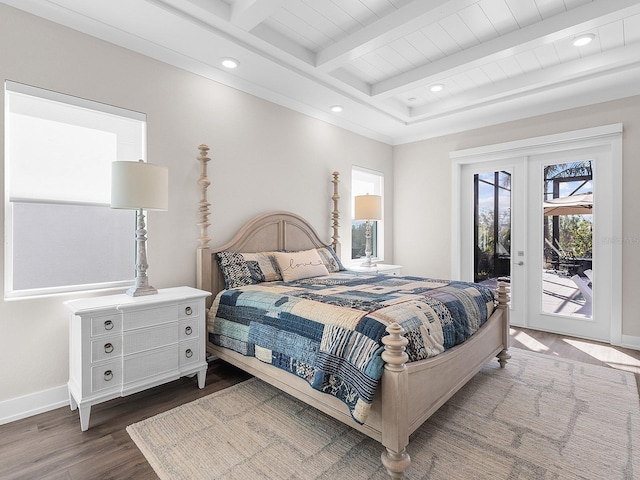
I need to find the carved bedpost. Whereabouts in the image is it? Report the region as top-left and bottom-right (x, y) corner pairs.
(196, 144), (213, 305)
(380, 323), (411, 479)
(331, 171), (341, 256)
(496, 280), (511, 368)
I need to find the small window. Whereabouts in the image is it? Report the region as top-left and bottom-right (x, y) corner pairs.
(4, 82), (146, 298)
(351, 166), (384, 262)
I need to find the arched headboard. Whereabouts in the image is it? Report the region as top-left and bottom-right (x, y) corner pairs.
(195, 145), (341, 307)
(206, 211), (332, 300)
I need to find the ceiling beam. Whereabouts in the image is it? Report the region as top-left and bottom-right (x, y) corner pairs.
(230, 0), (286, 31)
(315, 0), (478, 72)
(407, 42), (640, 122)
(371, 0), (640, 97)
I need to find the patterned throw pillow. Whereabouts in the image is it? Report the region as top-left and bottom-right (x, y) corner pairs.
(215, 251), (282, 289)
(274, 249), (330, 282)
(241, 252), (281, 282)
(315, 245), (345, 272)
(215, 251), (253, 289)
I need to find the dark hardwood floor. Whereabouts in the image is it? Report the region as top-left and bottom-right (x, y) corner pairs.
(1, 328), (638, 480)
(0, 361), (251, 480)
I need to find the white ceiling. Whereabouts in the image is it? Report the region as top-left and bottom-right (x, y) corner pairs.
(4, 0), (640, 145)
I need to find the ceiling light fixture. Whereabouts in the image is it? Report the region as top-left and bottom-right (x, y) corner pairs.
(430, 84), (444, 93)
(330, 105), (343, 113)
(572, 34), (595, 47)
(220, 57), (239, 69)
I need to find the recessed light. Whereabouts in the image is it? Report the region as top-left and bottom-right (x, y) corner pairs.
(330, 105), (343, 113)
(430, 84), (444, 92)
(220, 57), (239, 69)
(572, 34), (595, 47)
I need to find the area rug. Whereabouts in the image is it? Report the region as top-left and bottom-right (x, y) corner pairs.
(127, 349), (640, 479)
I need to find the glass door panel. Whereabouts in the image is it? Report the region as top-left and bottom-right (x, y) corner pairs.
(541, 161), (593, 318)
(474, 171), (511, 284)
(461, 159), (525, 327)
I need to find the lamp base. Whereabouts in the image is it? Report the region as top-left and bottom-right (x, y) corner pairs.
(361, 255), (376, 267)
(126, 208), (158, 297)
(126, 284), (158, 297)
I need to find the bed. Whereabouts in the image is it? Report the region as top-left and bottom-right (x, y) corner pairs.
(195, 144), (510, 478)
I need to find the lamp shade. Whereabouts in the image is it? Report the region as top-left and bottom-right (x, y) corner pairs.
(111, 161), (168, 210)
(354, 194), (382, 221)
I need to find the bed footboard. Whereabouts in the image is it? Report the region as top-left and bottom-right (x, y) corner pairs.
(377, 281), (509, 479)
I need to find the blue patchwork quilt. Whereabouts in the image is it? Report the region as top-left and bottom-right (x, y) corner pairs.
(208, 271), (495, 424)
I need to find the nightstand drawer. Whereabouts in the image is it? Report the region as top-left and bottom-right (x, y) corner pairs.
(123, 323), (178, 355)
(91, 336), (122, 363)
(123, 305), (178, 330)
(91, 361), (122, 392)
(179, 318), (201, 340)
(179, 338), (201, 367)
(178, 301), (202, 319)
(91, 314), (122, 337)
(123, 344), (179, 383)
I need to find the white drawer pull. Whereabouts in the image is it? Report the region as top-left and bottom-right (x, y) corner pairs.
(104, 343), (114, 354)
(185, 326), (192, 335)
(104, 320), (114, 330)
(104, 370), (113, 381)
(185, 306), (192, 316)
(185, 349), (193, 358)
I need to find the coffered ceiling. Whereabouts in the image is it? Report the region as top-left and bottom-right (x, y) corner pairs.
(4, 0), (640, 144)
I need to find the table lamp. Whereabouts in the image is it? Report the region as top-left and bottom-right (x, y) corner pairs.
(354, 194), (382, 267)
(111, 160), (168, 296)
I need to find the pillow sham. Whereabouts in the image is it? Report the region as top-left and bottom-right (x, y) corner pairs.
(215, 251), (281, 289)
(315, 245), (345, 272)
(274, 249), (330, 282)
(242, 252), (281, 282)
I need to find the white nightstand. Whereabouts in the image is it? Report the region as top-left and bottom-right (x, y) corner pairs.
(349, 263), (402, 275)
(65, 286), (210, 431)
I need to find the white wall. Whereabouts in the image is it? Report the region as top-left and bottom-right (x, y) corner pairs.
(393, 96), (640, 339)
(0, 4), (393, 418)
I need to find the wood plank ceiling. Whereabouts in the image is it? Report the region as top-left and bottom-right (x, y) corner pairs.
(4, 0), (640, 144)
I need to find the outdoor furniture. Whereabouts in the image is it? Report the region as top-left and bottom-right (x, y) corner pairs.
(571, 275), (593, 302)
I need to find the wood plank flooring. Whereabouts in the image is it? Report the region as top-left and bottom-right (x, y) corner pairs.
(1, 328), (638, 480)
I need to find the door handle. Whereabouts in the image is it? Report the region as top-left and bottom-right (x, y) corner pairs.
(515, 261), (524, 266)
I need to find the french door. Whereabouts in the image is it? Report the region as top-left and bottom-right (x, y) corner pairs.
(460, 159), (526, 327)
(525, 148), (612, 340)
(453, 125), (622, 344)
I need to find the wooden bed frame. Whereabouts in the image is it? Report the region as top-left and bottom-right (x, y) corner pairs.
(195, 144), (510, 479)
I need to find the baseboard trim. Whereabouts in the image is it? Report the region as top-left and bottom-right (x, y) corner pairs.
(0, 384), (69, 426)
(621, 334), (640, 351)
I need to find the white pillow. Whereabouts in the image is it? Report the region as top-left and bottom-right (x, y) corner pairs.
(274, 249), (330, 282)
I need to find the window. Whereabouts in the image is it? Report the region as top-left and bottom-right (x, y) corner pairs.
(351, 166), (384, 262)
(4, 81), (146, 297)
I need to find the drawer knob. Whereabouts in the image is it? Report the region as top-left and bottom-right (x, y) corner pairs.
(104, 370), (113, 381)
(104, 320), (114, 330)
(185, 306), (193, 316)
(185, 326), (192, 335)
(104, 343), (114, 354)
(185, 349), (193, 358)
